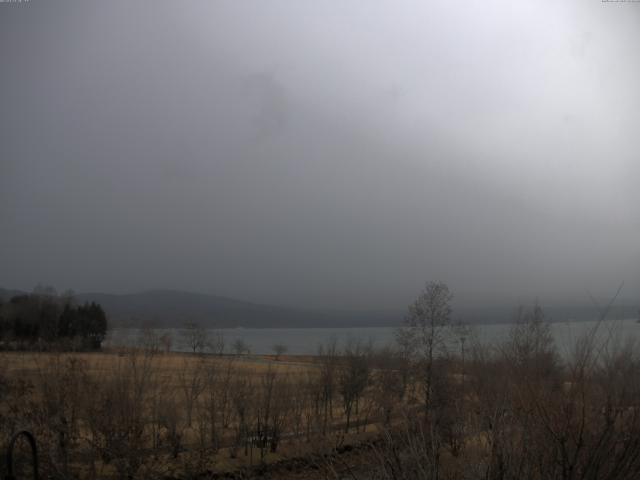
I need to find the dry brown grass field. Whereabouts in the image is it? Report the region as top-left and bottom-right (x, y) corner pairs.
(4, 306), (640, 480)
(1, 350), (316, 380)
(0, 348), (389, 479)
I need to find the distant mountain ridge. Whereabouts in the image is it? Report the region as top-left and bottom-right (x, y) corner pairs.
(76, 289), (405, 328)
(1, 288), (637, 328)
(0, 288), (401, 328)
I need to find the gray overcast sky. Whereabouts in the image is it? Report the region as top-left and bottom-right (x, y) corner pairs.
(1, 0), (639, 309)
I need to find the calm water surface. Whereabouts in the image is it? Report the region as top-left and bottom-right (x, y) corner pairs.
(105, 318), (640, 356)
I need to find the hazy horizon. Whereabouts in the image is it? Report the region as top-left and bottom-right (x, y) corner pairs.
(2, 0), (639, 311)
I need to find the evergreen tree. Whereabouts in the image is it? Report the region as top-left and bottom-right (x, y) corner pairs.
(0, 289), (109, 350)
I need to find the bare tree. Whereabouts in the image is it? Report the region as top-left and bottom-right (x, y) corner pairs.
(504, 302), (558, 379)
(181, 322), (208, 354)
(156, 394), (184, 458)
(82, 349), (159, 479)
(452, 321), (473, 388)
(371, 347), (407, 425)
(398, 281), (452, 413)
(202, 360), (221, 451)
(229, 376), (252, 459)
(159, 332), (172, 353)
(138, 327), (161, 354)
(272, 343), (288, 360)
(210, 329), (225, 355)
(317, 338), (339, 435)
(338, 340), (370, 433)
(177, 356), (206, 427)
(232, 338), (250, 356)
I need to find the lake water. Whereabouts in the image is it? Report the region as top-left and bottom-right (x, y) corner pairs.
(105, 318), (640, 356)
